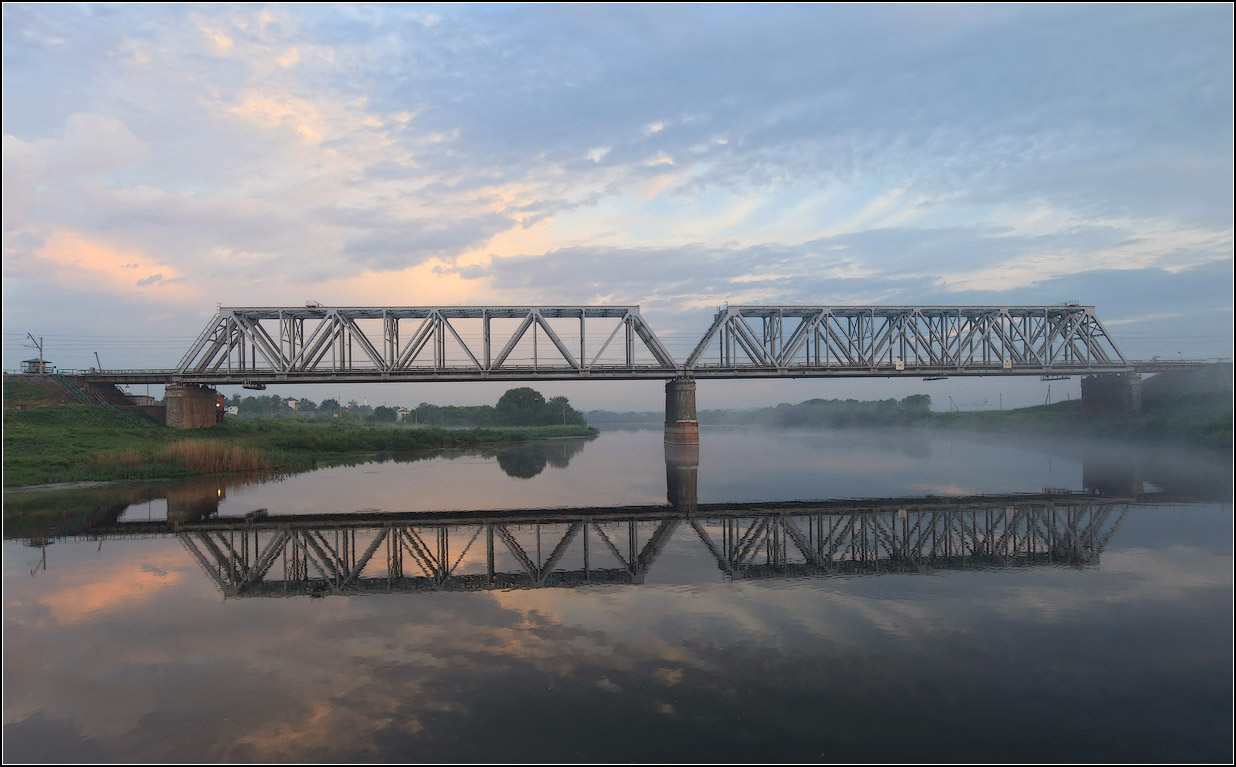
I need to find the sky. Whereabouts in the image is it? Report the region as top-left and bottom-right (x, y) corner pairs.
(2, 3), (1232, 411)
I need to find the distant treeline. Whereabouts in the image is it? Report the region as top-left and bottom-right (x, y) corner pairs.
(705, 395), (932, 427)
(225, 387), (586, 428)
(584, 410), (663, 424)
(406, 388), (586, 428)
(586, 395), (932, 427)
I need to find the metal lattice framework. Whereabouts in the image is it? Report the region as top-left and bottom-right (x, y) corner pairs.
(78, 303), (1138, 384)
(175, 306), (676, 382)
(685, 305), (1127, 372)
(64, 498), (1125, 597)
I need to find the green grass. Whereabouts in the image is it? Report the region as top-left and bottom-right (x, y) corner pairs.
(2, 404), (598, 489)
(927, 393), (1232, 449)
(3, 380), (64, 403)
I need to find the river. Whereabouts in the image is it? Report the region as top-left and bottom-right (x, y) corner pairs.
(3, 426), (1232, 762)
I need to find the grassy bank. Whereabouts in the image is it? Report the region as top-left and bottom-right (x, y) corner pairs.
(927, 392), (1232, 449)
(2, 403), (598, 488)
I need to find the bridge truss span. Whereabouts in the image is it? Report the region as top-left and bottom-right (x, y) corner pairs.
(141, 303), (1135, 384)
(176, 305), (678, 382)
(686, 305), (1128, 373)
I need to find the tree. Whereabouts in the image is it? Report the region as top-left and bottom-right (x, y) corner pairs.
(899, 394), (932, 421)
(495, 387), (546, 426)
(369, 405), (398, 423)
(547, 395), (586, 425)
(319, 398), (341, 415)
(298, 398), (318, 412)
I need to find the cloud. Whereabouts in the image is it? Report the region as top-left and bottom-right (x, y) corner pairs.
(1, 4), (1231, 375)
(443, 223), (1231, 311)
(4, 229), (193, 302)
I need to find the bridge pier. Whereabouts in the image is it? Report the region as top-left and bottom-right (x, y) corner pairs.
(1081, 373), (1142, 416)
(664, 378), (698, 445)
(165, 384), (222, 429)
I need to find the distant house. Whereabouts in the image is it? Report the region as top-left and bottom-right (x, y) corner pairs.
(284, 397), (300, 411)
(21, 358), (53, 373)
(225, 406), (239, 416)
(129, 394), (157, 406)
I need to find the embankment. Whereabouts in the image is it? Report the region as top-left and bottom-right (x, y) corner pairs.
(3, 403), (597, 489)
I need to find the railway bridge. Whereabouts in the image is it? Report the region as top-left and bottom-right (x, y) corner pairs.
(62, 303), (1203, 437)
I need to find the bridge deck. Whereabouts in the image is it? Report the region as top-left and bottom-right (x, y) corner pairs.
(70, 359), (1204, 385)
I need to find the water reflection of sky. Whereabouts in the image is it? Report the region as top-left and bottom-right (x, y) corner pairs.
(3, 429), (1232, 762)
(4, 508), (1231, 762)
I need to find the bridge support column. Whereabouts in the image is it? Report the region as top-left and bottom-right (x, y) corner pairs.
(1081, 373), (1141, 416)
(664, 378), (698, 445)
(165, 384), (222, 429)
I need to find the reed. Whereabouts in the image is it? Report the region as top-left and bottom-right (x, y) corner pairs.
(156, 440), (273, 473)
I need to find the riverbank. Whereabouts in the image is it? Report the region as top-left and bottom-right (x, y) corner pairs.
(589, 395), (1231, 448)
(2, 403), (598, 489)
(925, 395), (1231, 449)
(928, 367), (1232, 449)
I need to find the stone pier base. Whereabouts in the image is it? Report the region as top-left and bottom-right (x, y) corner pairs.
(664, 378), (699, 445)
(165, 384), (222, 429)
(1081, 373), (1142, 416)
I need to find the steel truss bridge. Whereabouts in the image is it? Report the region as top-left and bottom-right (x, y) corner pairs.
(69, 304), (1190, 385)
(65, 495), (1127, 597)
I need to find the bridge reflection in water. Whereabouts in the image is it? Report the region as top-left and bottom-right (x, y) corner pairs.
(164, 501), (1125, 598)
(20, 431), (1191, 598)
(54, 440), (1128, 599)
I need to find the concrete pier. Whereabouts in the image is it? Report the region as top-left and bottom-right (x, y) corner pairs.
(165, 384), (222, 429)
(664, 378), (699, 444)
(1081, 373), (1142, 416)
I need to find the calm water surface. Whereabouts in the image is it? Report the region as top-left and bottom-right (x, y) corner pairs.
(3, 427), (1232, 762)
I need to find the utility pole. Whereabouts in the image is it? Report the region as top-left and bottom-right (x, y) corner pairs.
(94, 352), (103, 372)
(25, 333), (43, 373)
